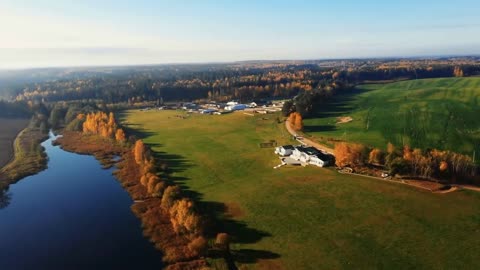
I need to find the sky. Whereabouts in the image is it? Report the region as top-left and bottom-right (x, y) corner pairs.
(0, 0), (479, 69)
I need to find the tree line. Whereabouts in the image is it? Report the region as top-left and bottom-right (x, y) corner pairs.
(335, 142), (478, 184)
(9, 59), (480, 105)
(81, 112), (126, 143)
(131, 139), (207, 257)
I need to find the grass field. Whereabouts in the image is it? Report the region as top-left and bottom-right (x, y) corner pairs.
(122, 110), (480, 269)
(304, 77), (480, 155)
(0, 118), (29, 168)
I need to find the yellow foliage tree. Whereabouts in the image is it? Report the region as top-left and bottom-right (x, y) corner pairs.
(81, 111), (118, 139)
(115, 129), (126, 142)
(169, 199), (201, 235)
(133, 140), (146, 165)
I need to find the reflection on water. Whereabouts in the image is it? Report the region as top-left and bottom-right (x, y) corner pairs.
(0, 188), (11, 209)
(0, 132), (163, 269)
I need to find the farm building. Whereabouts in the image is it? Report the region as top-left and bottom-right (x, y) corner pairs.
(200, 109), (218, 114)
(284, 146), (334, 167)
(225, 104), (248, 111)
(274, 145), (295, 156)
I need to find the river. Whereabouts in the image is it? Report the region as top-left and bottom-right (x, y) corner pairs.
(0, 132), (163, 269)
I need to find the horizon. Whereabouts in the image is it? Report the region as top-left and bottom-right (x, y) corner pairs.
(2, 54), (479, 72)
(1, 0), (480, 69)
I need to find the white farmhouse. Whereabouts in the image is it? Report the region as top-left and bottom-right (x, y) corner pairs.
(291, 146), (333, 167)
(274, 145), (295, 156)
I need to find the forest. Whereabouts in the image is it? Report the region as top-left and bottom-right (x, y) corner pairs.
(1, 57), (479, 107)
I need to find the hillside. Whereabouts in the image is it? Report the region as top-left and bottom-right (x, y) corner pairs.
(304, 77), (480, 155)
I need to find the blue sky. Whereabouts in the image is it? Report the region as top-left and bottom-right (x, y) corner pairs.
(0, 0), (479, 68)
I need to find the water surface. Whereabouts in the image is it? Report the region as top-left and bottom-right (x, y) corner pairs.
(0, 133), (163, 269)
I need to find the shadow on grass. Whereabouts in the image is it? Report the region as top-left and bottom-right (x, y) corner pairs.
(303, 125), (337, 133)
(126, 125), (281, 268)
(309, 88), (364, 120)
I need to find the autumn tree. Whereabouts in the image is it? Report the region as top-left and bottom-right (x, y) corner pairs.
(334, 142), (350, 167)
(82, 111), (121, 140)
(169, 199), (202, 235)
(133, 140), (146, 165)
(368, 148), (384, 165)
(334, 142), (366, 167)
(293, 113), (304, 131)
(161, 185), (181, 209)
(385, 142), (401, 169)
(453, 66), (464, 77)
(289, 112), (303, 131)
(115, 128), (126, 143)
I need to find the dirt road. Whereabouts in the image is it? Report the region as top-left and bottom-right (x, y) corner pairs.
(285, 120), (334, 154)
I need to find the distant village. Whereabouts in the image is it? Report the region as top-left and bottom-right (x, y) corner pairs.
(140, 100), (284, 115)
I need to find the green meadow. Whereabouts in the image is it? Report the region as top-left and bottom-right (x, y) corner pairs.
(304, 77), (480, 155)
(122, 110), (480, 270)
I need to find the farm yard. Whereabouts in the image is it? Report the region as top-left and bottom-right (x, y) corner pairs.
(303, 77), (480, 155)
(0, 118), (29, 168)
(121, 109), (480, 270)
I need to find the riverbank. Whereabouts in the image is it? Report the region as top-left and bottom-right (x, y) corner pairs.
(0, 118), (30, 169)
(0, 127), (48, 190)
(56, 131), (207, 269)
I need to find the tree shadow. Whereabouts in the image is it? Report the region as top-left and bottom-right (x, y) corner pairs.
(198, 200), (280, 269)
(232, 249), (280, 264)
(309, 87), (369, 118)
(303, 87), (371, 138)
(118, 113), (281, 268)
(303, 125), (337, 133)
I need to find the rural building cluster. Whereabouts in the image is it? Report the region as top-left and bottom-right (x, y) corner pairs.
(150, 100), (284, 115)
(274, 144), (334, 168)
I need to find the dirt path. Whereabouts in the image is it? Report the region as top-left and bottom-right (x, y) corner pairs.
(454, 184), (480, 192)
(285, 120), (334, 153)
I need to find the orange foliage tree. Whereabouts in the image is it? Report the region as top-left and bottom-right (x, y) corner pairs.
(289, 112), (303, 131)
(368, 148), (383, 165)
(169, 198), (202, 235)
(453, 66), (464, 77)
(133, 140), (146, 165)
(115, 129), (126, 143)
(334, 142), (366, 167)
